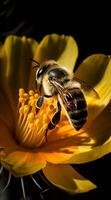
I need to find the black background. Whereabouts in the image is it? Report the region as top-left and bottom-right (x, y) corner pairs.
(0, 1), (111, 200)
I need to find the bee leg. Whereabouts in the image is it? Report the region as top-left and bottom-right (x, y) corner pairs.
(35, 80), (37, 90)
(45, 101), (61, 143)
(36, 96), (44, 113)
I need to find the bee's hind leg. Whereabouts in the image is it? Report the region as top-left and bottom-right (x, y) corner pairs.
(45, 101), (61, 143)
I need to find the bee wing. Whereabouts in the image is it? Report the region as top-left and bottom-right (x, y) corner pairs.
(73, 77), (100, 99)
(50, 79), (78, 128)
(57, 89), (76, 129)
(49, 78), (73, 121)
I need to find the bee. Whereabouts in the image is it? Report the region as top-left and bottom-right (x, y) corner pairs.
(31, 59), (99, 138)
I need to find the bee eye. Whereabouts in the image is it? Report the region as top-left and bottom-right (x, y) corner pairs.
(37, 67), (46, 78)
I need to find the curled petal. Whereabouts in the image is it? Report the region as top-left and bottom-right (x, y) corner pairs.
(75, 54), (111, 123)
(43, 163), (96, 194)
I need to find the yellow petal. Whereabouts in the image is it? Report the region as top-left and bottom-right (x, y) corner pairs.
(75, 54), (111, 123)
(67, 137), (111, 164)
(0, 120), (16, 148)
(34, 33), (78, 70)
(40, 103), (111, 164)
(39, 117), (80, 163)
(0, 85), (14, 129)
(0, 44), (14, 127)
(0, 148), (46, 177)
(64, 103), (111, 164)
(1, 35), (38, 111)
(43, 163), (96, 194)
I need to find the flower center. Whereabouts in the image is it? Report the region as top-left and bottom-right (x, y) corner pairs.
(15, 89), (56, 149)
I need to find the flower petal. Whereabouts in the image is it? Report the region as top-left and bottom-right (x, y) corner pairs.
(75, 54), (111, 123)
(43, 163), (96, 194)
(1, 35), (38, 111)
(64, 103), (111, 164)
(38, 105), (95, 163)
(39, 120), (80, 163)
(34, 33), (78, 70)
(66, 137), (111, 164)
(0, 44), (14, 128)
(0, 120), (16, 148)
(0, 148), (46, 177)
(0, 84), (14, 129)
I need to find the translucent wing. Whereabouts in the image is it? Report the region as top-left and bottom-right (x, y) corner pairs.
(73, 77), (100, 99)
(49, 78), (76, 122)
(49, 78), (88, 130)
(49, 78), (72, 110)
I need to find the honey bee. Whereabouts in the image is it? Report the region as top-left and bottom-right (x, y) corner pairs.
(31, 59), (99, 138)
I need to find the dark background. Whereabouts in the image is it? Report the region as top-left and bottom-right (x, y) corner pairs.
(0, 0), (111, 200)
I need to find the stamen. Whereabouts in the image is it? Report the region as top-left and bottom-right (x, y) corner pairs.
(1, 172), (11, 193)
(27, 113), (35, 123)
(16, 88), (56, 148)
(20, 177), (26, 199)
(29, 90), (34, 96)
(19, 88), (25, 96)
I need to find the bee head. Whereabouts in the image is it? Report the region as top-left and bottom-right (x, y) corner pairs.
(35, 60), (57, 94)
(48, 68), (69, 85)
(36, 66), (47, 79)
(36, 60), (57, 80)
(35, 60), (70, 96)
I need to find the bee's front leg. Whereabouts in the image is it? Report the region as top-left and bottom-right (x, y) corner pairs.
(45, 101), (61, 143)
(36, 96), (44, 113)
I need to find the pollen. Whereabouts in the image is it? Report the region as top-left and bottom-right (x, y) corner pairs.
(15, 89), (56, 149)
(27, 113), (35, 123)
(29, 90), (35, 96)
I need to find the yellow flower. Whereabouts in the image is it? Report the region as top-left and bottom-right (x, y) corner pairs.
(0, 34), (111, 195)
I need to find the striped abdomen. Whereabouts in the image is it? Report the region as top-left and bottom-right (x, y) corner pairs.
(63, 87), (88, 131)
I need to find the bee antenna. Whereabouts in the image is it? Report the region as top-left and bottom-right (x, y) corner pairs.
(30, 58), (40, 68)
